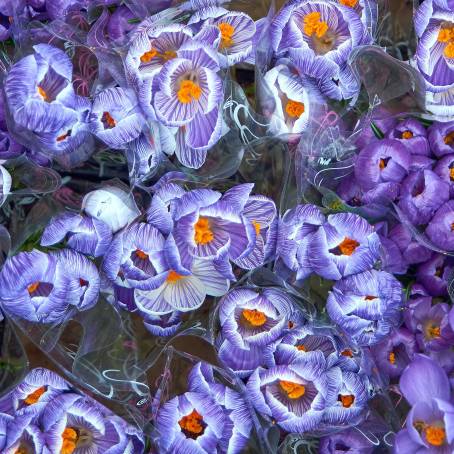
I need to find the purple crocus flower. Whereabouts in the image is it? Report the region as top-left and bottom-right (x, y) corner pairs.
(395, 355), (454, 453)
(307, 212), (381, 281)
(41, 211), (113, 257)
(0, 250), (68, 323)
(370, 328), (417, 379)
(354, 139), (410, 195)
(142, 311), (183, 337)
(414, 1), (454, 116)
(326, 270), (403, 346)
(246, 360), (336, 433)
(187, 362), (253, 453)
(89, 87), (145, 149)
(270, 0), (373, 100)
(216, 287), (295, 376)
(434, 154), (454, 197)
(397, 169), (450, 225)
(385, 118), (430, 155)
(152, 42), (224, 167)
(429, 121), (454, 157)
(107, 5), (136, 45)
(0, 413), (45, 454)
(426, 200), (454, 251)
(319, 427), (374, 453)
(416, 254), (453, 297)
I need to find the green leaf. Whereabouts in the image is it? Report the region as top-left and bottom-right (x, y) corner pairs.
(370, 121), (385, 139)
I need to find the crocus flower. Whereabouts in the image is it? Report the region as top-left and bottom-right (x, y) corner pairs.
(426, 200), (454, 251)
(82, 186), (140, 233)
(246, 360), (335, 433)
(385, 118), (430, 156)
(0, 413), (45, 454)
(0, 164), (11, 207)
(428, 121), (454, 157)
(370, 328), (417, 379)
(395, 355), (454, 453)
(270, 0), (373, 99)
(307, 212), (381, 281)
(142, 311), (183, 337)
(154, 390), (232, 453)
(41, 211), (113, 258)
(414, 1), (454, 116)
(216, 287), (296, 376)
(416, 254), (453, 297)
(354, 139), (410, 194)
(107, 5), (136, 45)
(89, 87), (145, 149)
(326, 270), (403, 346)
(319, 427), (374, 453)
(152, 42), (224, 166)
(187, 362), (253, 453)
(397, 169), (450, 225)
(434, 154), (454, 197)
(0, 250), (68, 323)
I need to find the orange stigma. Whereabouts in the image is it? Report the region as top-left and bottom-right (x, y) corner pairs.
(242, 309), (267, 327)
(27, 282), (40, 295)
(24, 386), (46, 405)
(102, 111), (116, 129)
(297, 344), (307, 351)
(364, 295), (377, 300)
(341, 349), (353, 357)
(279, 380), (306, 399)
(177, 80), (202, 104)
(56, 130), (71, 142)
(285, 100), (305, 118)
(178, 409), (204, 436)
(337, 237), (360, 256)
(445, 42), (454, 58)
(339, 0), (358, 6)
(388, 351), (396, 365)
(140, 48), (159, 63)
(194, 217), (214, 245)
(303, 12), (329, 38)
(338, 394), (355, 408)
(37, 85), (49, 101)
(219, 22), (235, 48)
(167, 270), (183, 283)
(444, 131), (454, 145)
(252, 221), (261, 236)
(61, 427), (78, 454)
(425, 426), (446, 447)
(79, 278), (88, 287)
(401, 130), (413, 139)
(426, 324), (441, 339)
(135, 249), (149, 260)
(450, 168), (454, 181)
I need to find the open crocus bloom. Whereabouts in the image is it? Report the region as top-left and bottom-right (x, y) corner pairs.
(0, 413), (45, 454)
(426, 200), (454, 251)
(386, 118), (431, 156)
(428, 121), (454, 157)
(327, 270), (403, 346)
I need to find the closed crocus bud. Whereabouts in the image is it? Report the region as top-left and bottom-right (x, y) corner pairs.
(0, 164), (11, 207)
(82, 186), (140, 233)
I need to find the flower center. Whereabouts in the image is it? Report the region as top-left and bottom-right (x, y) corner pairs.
(338, 394), (355, 408)
(140, 48), (159, 63)
(425, 323), (441, 339)
(364, 295), (377, 300)
(425, 425), (446, 447)
(285, 100), (305, 118)
(57, 130), (72, 142)
(178, 409), (205, 439)
(102, 111), (116, 129)
(135, 249), (149, 260)
(333, 237), (360, 256)
(252, 221), (261, 236)
(167, 270), (183, 282)
(37, 85), (49, 101)
(219, 22), (235, 48)
(27, 282), (40, 295)
(444, 131), (454, 145)
(177, 80), (202, 104)
(341, 349), (353, 357)
(24, 386), (47, 405)
(379, 157), (390, 170)
(401, 130), (413, 139)
(438, 27), (454, 57)
(388, 351), (396, 364)
(242, 308), (267, 327)
(297, 344), (307, 351)
(279, 380), (306, 399)
(61, 427), (78, 454)
(79, 278), (88, 287)
(14, 444), (30, 454)
(303, 12), (328, 38)
(194, 217), (214, 245)
(288, 320), (295, 329)
(450, 168), (454, 182)
(339, 0), (358, 6)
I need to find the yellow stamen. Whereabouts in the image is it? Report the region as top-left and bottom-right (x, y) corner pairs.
(303, 12), (329, 38)
(279, 380), (306, 399)
(338, 394), (355, 408)
(27, 282), (40, 295)
(339, 0), (358, 7)
(426, 324), (441, 339)
(438, 28), (452, 43)
(285, 100), (305, 118)
(425, 426), (446, 447)
(167, 270), (183, 283)
(177, 80), (202, 104)
(337, 237), (360, 256)
(444, 42), (454, 58)
(178, 409), (204, 435)
(61, 427), (78, 454)
(242, 308), (267, 327)
(252, 221), (261, 236)
(24, 386), (46, 405)
(389, 351), (396, 365)
(401, 130), (413, 139)
(194, 217), (214, 245)
(219, 22), (235, 49)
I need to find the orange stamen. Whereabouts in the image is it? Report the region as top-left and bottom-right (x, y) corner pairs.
(177, 80), (202, 104)
(426, 324), (441, 339)
(401, 130), (413, 139)
(388, 351), (396, 364)
(279, 380), (306, 399)
(285, 100), (305, 118)
(297, 344), (307, 351)
(364, 295), (377, 300)
(252, 221), (261, 236)
(341, 349), (353, 357)
(56, 130), (71, 142)
(135, 249), (149, 260)
(27, 282), (40, 295)
(444, 42), (454, 58)
(102, 111), (116, 129)
(140, 48), (159, 63)
(303, 12), (329, 38)
(337, 237), (360, 256)
(425, 426), (446, 447)
(444, 131), (454, 145)
(24, 386), (46, 405)
(167, 270), (183, 283)
(339, 0), (358, 6)
(242, 309), (267, 327)
(178, 409), (204, 435)
(219, 22), (235, 49)
(338, 394), (355, 408)
(449, 168), (454, 181)
(194, 217), (214, 245)
(61, 427), (78, 454)
(37, 86), (49, 101)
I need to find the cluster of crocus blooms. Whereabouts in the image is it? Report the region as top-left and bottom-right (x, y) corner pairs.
(0, 368), (144, 453)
